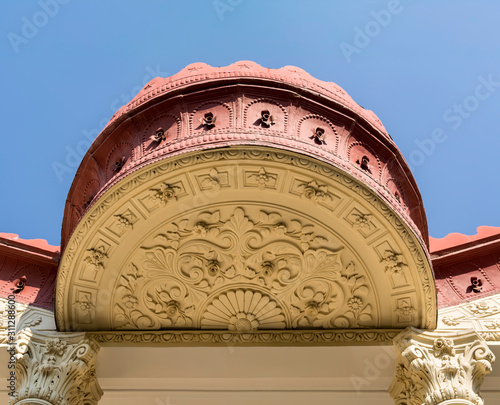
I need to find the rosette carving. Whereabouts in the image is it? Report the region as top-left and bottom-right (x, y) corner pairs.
(112, 207), (375, 330)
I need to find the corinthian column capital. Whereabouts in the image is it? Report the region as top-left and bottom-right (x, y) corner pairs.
(11, 329), (103, 405)
(389, 327), (495, 405)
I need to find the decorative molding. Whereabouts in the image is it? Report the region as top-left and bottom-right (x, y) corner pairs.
(351, 212), (373, 232)
(114, 214), (133, 230)
(11, 329), (103, 405)
(89, 329), (400, 345)
(297, 114), (339, 150)
(112, 207), (374, 330)
(199, 168), (225, 191)
(189, 101), (233, 133)
(57, 147), (435, 332)
(243, 98), (288, 132)
(389, 327), (495, 405)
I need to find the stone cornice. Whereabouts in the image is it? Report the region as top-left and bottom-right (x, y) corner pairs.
(89, 329), (400, 346)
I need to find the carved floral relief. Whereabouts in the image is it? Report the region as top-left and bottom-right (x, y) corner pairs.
(112, 207), (375, 330)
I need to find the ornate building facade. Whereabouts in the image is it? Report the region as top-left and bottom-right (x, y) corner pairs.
(1, 62), (499, 404)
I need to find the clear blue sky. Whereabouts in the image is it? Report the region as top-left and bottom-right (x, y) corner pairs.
(1, 0), (499, 246)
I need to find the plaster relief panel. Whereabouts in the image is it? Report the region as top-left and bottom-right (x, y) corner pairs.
(138, 179), (188, 213)
(195, 167), (231, 191)
(111, 206), (377, 330)
(79, 239), (112, 283)
(393, 295), (417, 325)
(105, 206), (139, 238)
(438, 294), (500, 342)
(244, 99), (287, 132)
(74, 289), (95, 325)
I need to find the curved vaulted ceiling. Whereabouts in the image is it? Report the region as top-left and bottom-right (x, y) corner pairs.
(56, 62), (436, 338)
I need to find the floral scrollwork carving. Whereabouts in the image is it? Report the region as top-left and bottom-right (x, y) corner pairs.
(112, 207), (376, 330)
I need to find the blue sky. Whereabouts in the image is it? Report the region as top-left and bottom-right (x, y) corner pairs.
(1, 0), (499, 246)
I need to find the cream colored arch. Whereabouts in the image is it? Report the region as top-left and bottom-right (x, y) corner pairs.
(56, 147), (436, 340)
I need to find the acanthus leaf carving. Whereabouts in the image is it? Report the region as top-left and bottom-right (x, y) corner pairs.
(12, 330), (103, 405)
(389, 328), (495, 405)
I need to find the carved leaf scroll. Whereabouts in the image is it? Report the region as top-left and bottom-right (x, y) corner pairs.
(112, 207), (374, 330)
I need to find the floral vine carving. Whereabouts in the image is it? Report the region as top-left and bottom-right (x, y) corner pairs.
(112, 207), (375, 330)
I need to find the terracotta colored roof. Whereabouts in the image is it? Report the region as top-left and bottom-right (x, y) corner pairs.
(430, 226), (500, 254)
(62, 61), (428, 252)
(0, 233), (59, 310)
(106, 61), (389, 138)
(431, 227), (500, 308)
